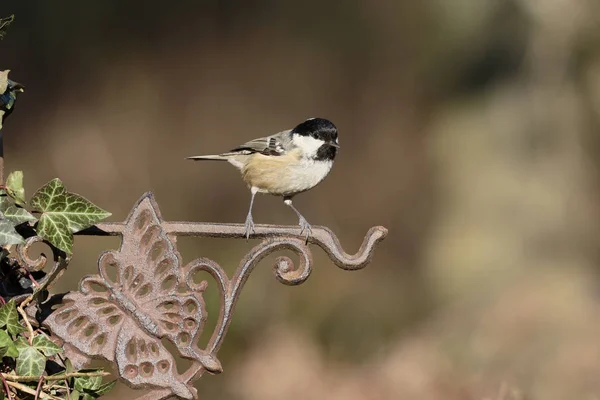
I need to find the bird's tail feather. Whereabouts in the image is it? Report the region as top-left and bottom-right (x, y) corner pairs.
(186, 155), (229, 161)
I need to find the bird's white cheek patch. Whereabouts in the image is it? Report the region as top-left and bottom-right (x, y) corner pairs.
(292, 135), (326, 158)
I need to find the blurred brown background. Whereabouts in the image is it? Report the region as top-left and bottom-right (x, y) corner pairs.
(3, 1), (600, 399)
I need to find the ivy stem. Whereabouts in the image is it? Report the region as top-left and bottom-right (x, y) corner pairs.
(4, 380), (61, 400)
(1, 372), (13, 400)
(16, 295), (34, 345)
(1, 371), (111, 382)
(64, 379), (71, 400)
(34, 375), (43, 400)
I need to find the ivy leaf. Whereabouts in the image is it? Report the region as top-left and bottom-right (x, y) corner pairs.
(3, 205), (36, 225)
(0, 191), (8, 208)
(30, 178), (112, 232)
(5, 171), (25, 206)
(30, 178), (111, 254)
(0, 219), (24, 245)
(32, 334), (63, 357)
(14, 336), (29, 351)
(74, 371), (103, 391)
(95, 380), (117, 396)
(0, 299), (26, 335)
(35, 213), (73, 255)
(72, 370), (115, 398)
(65, 358), (75, 374)
(0, 190), (35, 236)
(0, 329), (9, 346)
(16, 345), (46, 376)
(0, 328), (17, 358)
(4, 342), (18, 358)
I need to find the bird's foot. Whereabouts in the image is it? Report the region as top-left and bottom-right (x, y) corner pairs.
(298, 217), (312, 244)
(244, 214), (255, 240)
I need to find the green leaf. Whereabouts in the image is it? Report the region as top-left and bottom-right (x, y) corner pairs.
(14, 336), (30, 351)
(95, 380), (116, 396)
(65, 358), (75, 374)
(0, 192), (9, 210)
(4, 343), (18, 358)
(3, 205), (36, 225)
(30, 178), (111, 254)
(70, 390), (81, 400)
(0, 192), (32, 242)
(32, 334), (62, 357)
(5, 171), (26, 206)
(0, 328), (17, 358)
(0, 329), (10, 346)
(0, 300), (26, 335)
(15, 345), (46, 376)
(35, 213), (73, 255)
(0, 220), (24, 245)
(74, 373), (103, 391)
(72, 372), (116, 398)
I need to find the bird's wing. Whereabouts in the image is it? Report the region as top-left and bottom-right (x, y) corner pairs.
(227, 130), (292, 156)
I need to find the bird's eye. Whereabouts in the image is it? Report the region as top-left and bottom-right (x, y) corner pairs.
(311, 133), (318, 139)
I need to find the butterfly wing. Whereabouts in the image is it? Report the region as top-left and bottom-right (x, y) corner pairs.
(47, 277), (196, 399)
(45, 275), (126, 362)
(115, 319), (195, 399)
(107, 196), (219, 369)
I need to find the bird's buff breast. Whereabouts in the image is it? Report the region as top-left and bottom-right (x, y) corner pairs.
(241, 151), (333, 196)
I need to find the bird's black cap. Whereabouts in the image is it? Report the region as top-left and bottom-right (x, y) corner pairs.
(291, 118), (337, 142)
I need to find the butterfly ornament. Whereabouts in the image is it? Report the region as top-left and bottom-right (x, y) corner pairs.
(45, 196), (221, 400)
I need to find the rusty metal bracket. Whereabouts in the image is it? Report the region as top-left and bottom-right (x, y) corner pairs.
(39, 192), (387, 400)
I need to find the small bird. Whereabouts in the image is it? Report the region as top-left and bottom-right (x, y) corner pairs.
(187, 117), (340, 240)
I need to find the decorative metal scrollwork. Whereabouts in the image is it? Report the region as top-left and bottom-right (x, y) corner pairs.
(44, 193), (387, 400)
(9, 236), (69, 303)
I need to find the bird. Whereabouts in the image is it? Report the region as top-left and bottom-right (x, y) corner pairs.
(187, 117), (340, 241)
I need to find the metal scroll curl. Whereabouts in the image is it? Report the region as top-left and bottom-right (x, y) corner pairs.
(11, 236), (69, 303)
(44, 193), (387, 400)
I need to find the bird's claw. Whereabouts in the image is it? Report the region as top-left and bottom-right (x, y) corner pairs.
(244, 214), (255, 240)
(298, 217), (312, 244)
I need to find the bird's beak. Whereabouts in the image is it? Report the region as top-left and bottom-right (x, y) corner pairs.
(328, 142), (340, 148)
